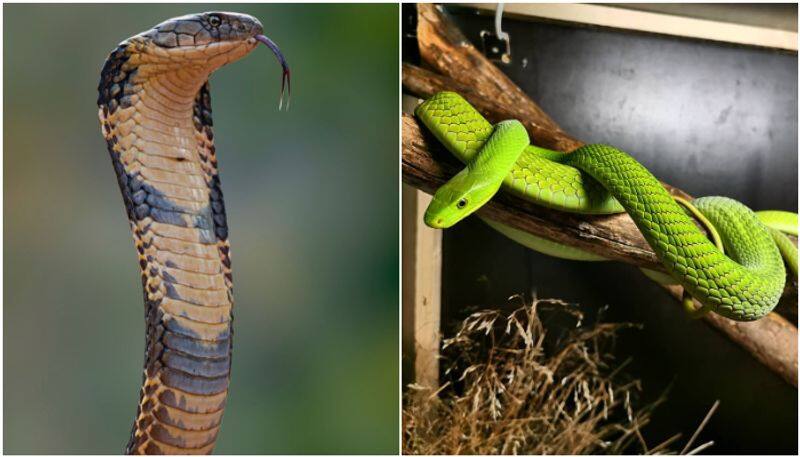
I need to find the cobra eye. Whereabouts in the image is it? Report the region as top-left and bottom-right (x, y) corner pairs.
(457, 198), (468, 209)
(208, 15), (222, 27)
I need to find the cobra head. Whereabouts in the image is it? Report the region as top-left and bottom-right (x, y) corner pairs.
(140, 12), (290, 109)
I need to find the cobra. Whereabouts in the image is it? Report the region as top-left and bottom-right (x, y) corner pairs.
(417, 92), (797, 322)
(97, 12), (289, 454)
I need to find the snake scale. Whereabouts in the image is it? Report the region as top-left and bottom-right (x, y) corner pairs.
(98, 12), (289, 454)
(417, 92), (796, 322)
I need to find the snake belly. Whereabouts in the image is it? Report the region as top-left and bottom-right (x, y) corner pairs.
(416, 92), (787, 321)
(98, 12), (274, 454)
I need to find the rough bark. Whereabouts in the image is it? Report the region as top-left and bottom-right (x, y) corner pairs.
(403, 3), (798, 386)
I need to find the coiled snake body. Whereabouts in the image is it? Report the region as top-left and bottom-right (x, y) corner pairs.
(417, 92), (796, 322)
(98, 12), (289, 454)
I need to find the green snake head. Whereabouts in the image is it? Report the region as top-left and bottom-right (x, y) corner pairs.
(424, 168), (494, 228)
(424, 120), (530, 229)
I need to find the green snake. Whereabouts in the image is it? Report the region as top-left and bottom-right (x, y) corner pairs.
(417, 92), (797, 322)
(98, 12), (289, 454)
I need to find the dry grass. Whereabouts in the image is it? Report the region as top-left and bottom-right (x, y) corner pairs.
(403, 297), (714, 455)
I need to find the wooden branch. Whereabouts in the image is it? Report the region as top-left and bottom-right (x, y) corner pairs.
(664, 286), (797, 386)
(403, 63), (583, 153)
(404, 3), (798, 386)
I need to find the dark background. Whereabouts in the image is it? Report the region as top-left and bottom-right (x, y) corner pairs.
(4, 4), (398, 454)
(404, 4), (797, 454)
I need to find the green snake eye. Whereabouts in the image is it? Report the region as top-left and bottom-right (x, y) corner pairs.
(457, 198), (468, 209)
(208, 15), (222, 27)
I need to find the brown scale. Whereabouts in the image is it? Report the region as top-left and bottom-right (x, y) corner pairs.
(97, 11), (288, 455)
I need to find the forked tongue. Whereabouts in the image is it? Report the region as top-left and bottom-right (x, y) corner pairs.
(255, 34), (291, 110)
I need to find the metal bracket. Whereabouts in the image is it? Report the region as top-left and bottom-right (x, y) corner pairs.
(480, 3), (512, 64)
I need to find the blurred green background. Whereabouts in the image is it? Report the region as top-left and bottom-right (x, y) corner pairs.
(4, 4), (398, 454)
